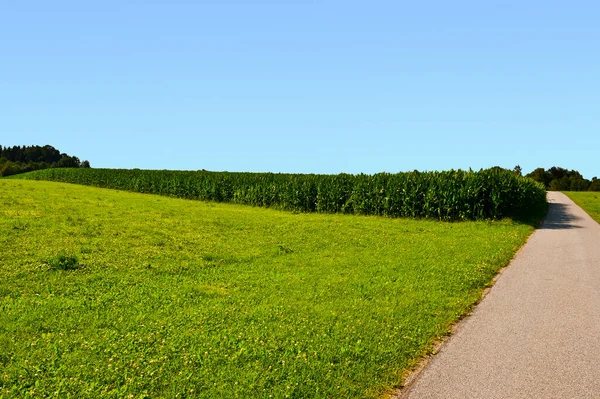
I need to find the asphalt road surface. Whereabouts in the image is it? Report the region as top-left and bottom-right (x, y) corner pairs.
(399, 192), (600, 399)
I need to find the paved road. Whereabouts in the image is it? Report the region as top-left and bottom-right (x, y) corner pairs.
(399, 192), (600, 399)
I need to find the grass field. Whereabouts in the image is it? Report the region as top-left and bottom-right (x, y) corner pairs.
(1, 179), (536, 398)
(563, 192), (600, 224)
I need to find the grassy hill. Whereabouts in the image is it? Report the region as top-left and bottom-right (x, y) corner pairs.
(1, 179), (536, 398)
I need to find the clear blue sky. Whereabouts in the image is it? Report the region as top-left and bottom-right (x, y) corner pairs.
(2, 1), (599, 177)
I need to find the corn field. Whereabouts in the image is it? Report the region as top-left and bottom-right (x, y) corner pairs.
(11, 168), (548, 221)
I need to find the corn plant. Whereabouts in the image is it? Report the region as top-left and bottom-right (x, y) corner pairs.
(11, 167), (547, 221)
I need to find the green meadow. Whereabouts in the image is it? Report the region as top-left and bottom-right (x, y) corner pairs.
(1, 179), (536, 398)
(563, 191), (600, 224)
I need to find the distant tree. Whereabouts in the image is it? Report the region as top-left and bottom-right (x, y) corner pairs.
(568, 171), (590, 191)
(526, 168), (553, 188)
(0, 160), (23, 177)
(527, 166), (592, 191)
(548, 166), (569, 182)
(549, 176), (570, 191)
(57, 154), (80, 168)
(41, 145), (61, 163)
(0, 144), (90, 176)
(513, 165), (522, 176)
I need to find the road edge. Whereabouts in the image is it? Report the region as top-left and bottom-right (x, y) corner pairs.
(387, 193), (552, 398)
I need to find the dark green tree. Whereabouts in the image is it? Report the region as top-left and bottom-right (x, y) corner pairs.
(526, 168), (553, 188)
(0, 145), (90, 176)
(513, 165), (523, 176)
(527, 166), (592, 191)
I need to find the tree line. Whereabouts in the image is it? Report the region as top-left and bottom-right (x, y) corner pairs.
(524, 166), (600, 191)
(0, 145), (90, 177)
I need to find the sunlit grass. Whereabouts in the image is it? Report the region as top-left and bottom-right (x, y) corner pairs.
(563, 191), (600, 224)
(0, 179), (535, 398)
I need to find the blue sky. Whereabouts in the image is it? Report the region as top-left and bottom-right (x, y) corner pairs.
(2, 1), (599, 177)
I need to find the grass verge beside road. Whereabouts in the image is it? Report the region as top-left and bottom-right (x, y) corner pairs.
(1, 179), (536, 398)
(563, 192), (600, 224)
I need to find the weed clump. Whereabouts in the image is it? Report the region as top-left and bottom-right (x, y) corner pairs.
(46, 253), (80, 271)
